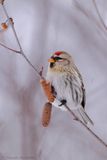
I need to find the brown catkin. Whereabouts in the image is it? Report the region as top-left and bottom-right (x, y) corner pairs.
(40, 79), (55, 102)
(42, 102), (52, 127)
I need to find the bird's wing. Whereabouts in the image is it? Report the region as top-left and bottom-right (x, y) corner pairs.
(51, 85), (57, 97)
(73, 65), (86, 109)
(81, 83), (86, 109)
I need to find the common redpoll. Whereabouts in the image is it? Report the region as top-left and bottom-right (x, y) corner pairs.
(46, 51), (93, 125)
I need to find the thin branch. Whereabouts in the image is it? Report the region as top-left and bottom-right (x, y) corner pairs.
(93, 0), (107, 30)
(0, 42), (21, 53)
(21, 52), (43, 78)
(39, 66), (44, 77)
(64, 104), (107, 149)
(1, 3), (43, 79)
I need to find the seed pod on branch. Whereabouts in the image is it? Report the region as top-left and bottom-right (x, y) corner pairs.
(42, 102), (52, 127)
(40, 79), (55, 102)
(1, 23), (8, 30)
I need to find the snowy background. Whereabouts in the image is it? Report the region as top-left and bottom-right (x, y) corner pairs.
(0, 0), (107, 159)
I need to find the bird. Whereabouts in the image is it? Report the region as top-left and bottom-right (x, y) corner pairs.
(46, 51), (93, 125)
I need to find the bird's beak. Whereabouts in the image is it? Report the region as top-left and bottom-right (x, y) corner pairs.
(48, 58), (55, 63)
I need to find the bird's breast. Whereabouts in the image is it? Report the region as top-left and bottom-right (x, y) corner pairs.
(46, 72), (73, 100)
(46, 71), (83, 107)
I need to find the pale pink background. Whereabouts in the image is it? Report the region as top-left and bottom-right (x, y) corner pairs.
(0, 0), (107, 159)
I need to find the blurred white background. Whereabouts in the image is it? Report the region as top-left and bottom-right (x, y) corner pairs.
(0, 0), (107, 159)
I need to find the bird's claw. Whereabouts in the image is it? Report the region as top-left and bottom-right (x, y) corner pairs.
(59, 99), (67, 106)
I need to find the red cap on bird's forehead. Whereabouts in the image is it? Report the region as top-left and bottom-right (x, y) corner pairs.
(54, 51), (63, 56)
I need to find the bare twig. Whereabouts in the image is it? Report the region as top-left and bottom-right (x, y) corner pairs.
(93, 0), (107, 30)
(64, 104), (107, 149)
(0, 42), (21, 53)
(21, 52), (43, 78)
(1, 3), (43, 79)
(39, 66), (44, 77)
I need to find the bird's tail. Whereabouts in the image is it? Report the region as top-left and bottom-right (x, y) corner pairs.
(77, 107), (94, 125)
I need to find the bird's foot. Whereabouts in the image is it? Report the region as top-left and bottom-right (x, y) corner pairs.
(59, 99), (67, 106)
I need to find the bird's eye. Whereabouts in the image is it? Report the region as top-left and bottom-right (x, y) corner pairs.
(54, 57), (63, 61)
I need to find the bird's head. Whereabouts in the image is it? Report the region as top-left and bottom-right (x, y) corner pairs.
(48, 51), (74, 72)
